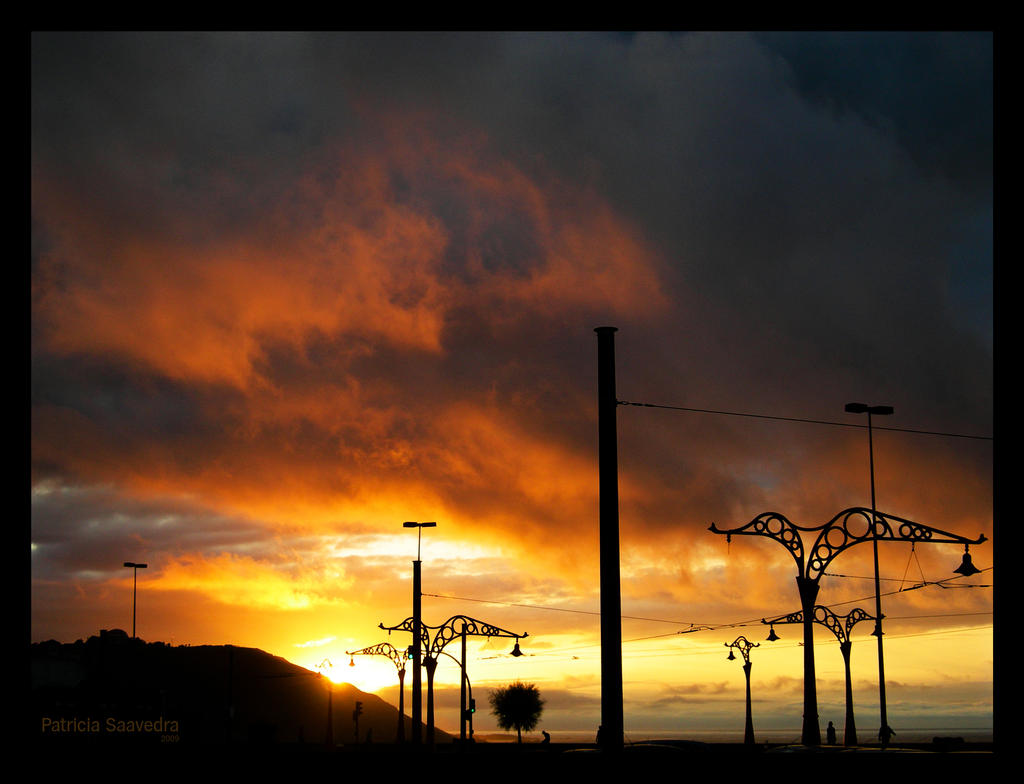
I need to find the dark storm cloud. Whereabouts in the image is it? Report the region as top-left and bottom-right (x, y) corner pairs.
(36, 30), (992, 376)
(754, 31), (993, 197)
(32, 354), (209, 443)
(30, 483), (268, 580)
(282, 31), (993, 432)
(31, 31), (992, 610)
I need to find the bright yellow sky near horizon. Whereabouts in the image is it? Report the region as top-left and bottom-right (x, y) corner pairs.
(36, 520), (988, 737)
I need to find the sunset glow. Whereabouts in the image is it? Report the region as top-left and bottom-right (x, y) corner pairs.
(32, 31), (993, 743)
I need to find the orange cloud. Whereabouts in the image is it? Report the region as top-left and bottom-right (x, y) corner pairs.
(32, 118), (677, 594)
(34, 120), (667, 393)
(139, 552), (353, 610)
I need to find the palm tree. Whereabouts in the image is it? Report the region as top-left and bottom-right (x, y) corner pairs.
(488, 681), (544, 743)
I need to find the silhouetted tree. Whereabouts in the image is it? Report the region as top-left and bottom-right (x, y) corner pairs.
(488, 681), (544, 743)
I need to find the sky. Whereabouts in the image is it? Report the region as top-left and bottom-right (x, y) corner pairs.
(30, 31), (994, 741)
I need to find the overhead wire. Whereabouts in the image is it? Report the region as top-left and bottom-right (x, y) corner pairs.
(616, 399), (993, 441)
(435, 402), (990, 662)
(421, 592), (709, 626)
(424, 569), (992, 660)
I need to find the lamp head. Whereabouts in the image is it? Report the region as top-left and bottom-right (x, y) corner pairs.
(510, 640), (523, 657)
(953, 549), (982, 577)
(766, 626), (779, 642)
(727, 649), (736, 661)
(845, 402), (893, 415)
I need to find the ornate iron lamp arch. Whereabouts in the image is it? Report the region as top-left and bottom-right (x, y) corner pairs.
(724, 635), (759, 665)
(709, 506), (987, 746)
(710, 511), (809, 576)
(762, 605), (874, 746)
(804, 507), (986, 582)
(347, 642), (410, 742)
(724, 635), (759, 745)
(426, 615), (528, 660)
(763, 605), (874, 650)
(711, 507), (986, 585)
(817, 606), (873, 646)
(347, 641), (409, 671)
(380, 614), (527, 745)
(379, 617), (431, 651)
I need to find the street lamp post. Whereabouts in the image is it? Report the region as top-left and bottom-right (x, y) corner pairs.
(433, 647), (475, 744)
(315, 658), (334, 748)
(347, 642), (409, 742)
(844, 402), (895, 746)
(595, 326), (624, 752)
(122, 561), (147, 639)
(710, 507), (985, 746)
(380, 614), (526, 747)
(725, 636), (759, 746)
(460, 622), (469, 743)
(403, 521), (436, 745)
(763, 605), (874, 746)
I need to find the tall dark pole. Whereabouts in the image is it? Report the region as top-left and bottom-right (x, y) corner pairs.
(426, 654), (437, 748)
(460, 622), (468, 743)
(743, 661), (754, 746)
(412, 558), (422, 745)
(866, 409), (890, 747)
(725, 636), (758, 746)
(123, 562), (147, 639)
(404, 521), (435, 746)
(796, 577), (821, 745)
(397, 665), (406, 743)
(845, 403), (893, 747)
(595, 326), (623, 751)
(133, 567), (138, 638)
(840, 640), (857, 746)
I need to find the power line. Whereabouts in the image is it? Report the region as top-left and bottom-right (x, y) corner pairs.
(617, 399), (993, 441)
(494, 618), (994, 662)
(825, 571), (991, 589)
(422, 592), (707, 627)
(886, 612), (992, 620)
(879, 622), (993, 642)
(600, 619), (997, 660)
(424, 574), (991, 637)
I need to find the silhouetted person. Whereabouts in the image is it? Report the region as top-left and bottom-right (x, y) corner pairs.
(596, 725), (603, 745)
(541, 730), (550, 744)
(826, 721), (836, 745)
(879, 724), (895, 747)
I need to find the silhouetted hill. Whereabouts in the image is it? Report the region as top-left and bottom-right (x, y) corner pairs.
(31, 629), (449, 747)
